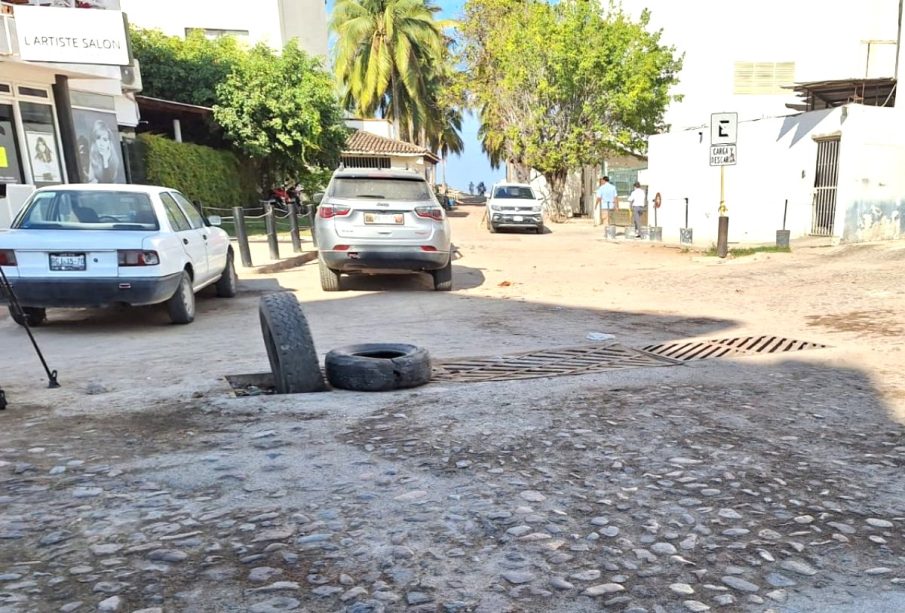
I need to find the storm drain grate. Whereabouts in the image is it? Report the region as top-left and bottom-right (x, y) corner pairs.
(431, 344), (676, 383)
(641, 336), (828, 362)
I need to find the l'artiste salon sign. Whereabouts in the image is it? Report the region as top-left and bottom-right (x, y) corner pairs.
(14, 6), (129, 66)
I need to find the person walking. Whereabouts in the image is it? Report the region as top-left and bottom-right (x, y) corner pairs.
(628, 181), (647, 238)
(469, 181), (475, 195)
(594, 176), (618, 227)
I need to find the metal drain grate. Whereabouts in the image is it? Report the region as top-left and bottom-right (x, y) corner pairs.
(641, 336), (828, 362)
(432, 344), (676, 383)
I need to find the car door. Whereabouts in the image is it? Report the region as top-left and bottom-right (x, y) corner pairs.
(171, 191), (226, 281)
(160, 192), (208, 284)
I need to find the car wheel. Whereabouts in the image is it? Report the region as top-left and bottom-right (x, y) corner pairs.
(319, 257), (341, 292)
(536, 223), (545, 234)
(325, 343), (432, 392)
(258, 292), (326, 394)
(431, 255), (453, 291)
(486, 215), (496, 233)
(8, 306), (46, 327)
(166, 271), (195, 324)
(215, 251), (238, 298)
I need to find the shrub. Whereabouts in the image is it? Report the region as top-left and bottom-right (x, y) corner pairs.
(131, 133), (259, 209)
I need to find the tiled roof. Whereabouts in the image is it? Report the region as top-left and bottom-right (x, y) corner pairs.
(344, 130), (439, 161)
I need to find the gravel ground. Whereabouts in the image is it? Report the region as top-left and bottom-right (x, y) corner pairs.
(1, 208), (904, 612)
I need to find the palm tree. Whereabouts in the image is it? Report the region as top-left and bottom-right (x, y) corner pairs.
(331, 0), (447, 141)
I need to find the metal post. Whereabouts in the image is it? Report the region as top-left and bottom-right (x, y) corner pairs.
(685, 198), (689, 228)
(233, 207), (253, 268)
(782, 198), (789, 230)
(776, 198), (791, 248)
(288, 204), (302, 253)
(717, 166), (729, 258)
(263, 201), (280, 261)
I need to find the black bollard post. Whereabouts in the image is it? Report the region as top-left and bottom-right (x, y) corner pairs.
(288, 204), (302, 253)
(233, 207), (253, 267)
(263, 201), (280, 261)
(717, 216), (729, 258)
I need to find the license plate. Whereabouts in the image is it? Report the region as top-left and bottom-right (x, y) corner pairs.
(513, 215), (524, 222)
(364, 212), (404, 225)
(49, 253), (86, 271)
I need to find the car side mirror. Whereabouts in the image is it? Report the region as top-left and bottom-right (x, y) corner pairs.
(207, 215), (222, 227)
(313, 192), (324, 205)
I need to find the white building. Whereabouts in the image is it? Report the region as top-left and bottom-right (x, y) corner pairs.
(0, 0), (139, 227)
(119, 0), (328, 58)
(622, 0), (899, 131)
(629, 0), (905, 244)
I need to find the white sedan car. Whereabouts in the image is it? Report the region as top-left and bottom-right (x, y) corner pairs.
(0, 184), (237, 326)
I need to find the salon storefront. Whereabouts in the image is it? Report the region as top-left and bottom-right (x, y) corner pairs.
(0, 2), (138, 226)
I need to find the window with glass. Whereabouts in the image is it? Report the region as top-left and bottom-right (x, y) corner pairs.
(329, 177), (432, 201)
(171, 192), (205, 229)
(160, 193), (192, 232)
(20, 101), (63, 186)
(13, 190), (158, 230)
(0, 103), (24, 185)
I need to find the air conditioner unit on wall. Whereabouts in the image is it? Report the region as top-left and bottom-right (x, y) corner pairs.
(120, 58), (142, 92)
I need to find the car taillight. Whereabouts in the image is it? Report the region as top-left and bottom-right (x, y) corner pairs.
(318, 205), (351, 219)
(0, 250), (16, 266)
(414, 207), (444, 221)
(118, 250), (159, 266)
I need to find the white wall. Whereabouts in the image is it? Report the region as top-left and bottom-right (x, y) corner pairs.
(120, 0), (328, 57)
(645, 109), (840, 244)
(835, 105), (905, 241)
(645, 104), (905, 244)
(622, 0), (900, 130)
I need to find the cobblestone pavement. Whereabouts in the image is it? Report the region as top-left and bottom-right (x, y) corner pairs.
(2, 212), (904, 612)
(1, 356), (903, 613)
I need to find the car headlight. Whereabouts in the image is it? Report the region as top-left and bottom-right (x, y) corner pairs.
(531, 206), (542, 213)
(490, 205), (500, 212)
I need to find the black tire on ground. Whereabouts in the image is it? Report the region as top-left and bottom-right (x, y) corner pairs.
(486, 216), (496, 233)
(325, 343), (432, 392)
(8, 306), (46, 327)
(166, 271), (195, 324)
(215, 250), (238, 298)
(536, 223), (545, 234)
(319, 257), (341, 291)
(431, 256), (453, 291)
(258, 292), (326, 394)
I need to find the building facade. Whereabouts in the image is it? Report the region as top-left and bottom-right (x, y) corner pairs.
(119, 0), (329, 58)
(0, 0), (138, 227)
(622, 0), (900, 131)
(631, 0), (905, 244)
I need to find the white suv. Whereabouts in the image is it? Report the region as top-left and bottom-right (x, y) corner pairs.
(313, 168), (452, 291)
(486, 182), (544, 234)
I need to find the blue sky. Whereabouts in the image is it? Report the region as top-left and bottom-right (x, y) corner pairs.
(326, 0), (505, 191)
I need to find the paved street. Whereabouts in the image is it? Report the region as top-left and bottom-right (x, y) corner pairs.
(1, 206), (904, 613)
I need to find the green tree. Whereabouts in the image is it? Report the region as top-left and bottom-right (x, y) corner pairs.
(462, 0), (682, 216)
(129, 27), (244, 107)
(213, 43), (348, 192)
(331, 0), (451, 143)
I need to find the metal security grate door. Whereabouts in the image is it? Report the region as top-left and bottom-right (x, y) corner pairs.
(811, 137), (840, 236)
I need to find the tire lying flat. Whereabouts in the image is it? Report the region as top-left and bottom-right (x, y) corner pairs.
(259, 292), (326, 394)
(325, 343), (431, 392)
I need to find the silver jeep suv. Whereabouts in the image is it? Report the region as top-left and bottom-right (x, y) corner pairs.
(313, 168), (452, 291)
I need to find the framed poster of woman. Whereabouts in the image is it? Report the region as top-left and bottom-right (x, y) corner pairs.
(25, 131), (62, 183)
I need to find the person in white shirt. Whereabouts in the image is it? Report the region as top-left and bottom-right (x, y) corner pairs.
(628, 181), (647, 238)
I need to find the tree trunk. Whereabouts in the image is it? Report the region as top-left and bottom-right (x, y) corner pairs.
(545, 169), (568, 221)
(390, 71), (402, 140)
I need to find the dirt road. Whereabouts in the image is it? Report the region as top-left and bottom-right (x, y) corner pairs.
(1, 207), (903, 612)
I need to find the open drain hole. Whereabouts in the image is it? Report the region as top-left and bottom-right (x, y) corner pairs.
(225, 373), (276, 397)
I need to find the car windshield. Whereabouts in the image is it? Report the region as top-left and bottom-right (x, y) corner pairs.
(329, 177), (432, 201)
(13, 191), (159, 231)
(493, 186), (535, 199)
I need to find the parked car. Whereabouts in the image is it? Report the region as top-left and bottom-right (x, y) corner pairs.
(486, 182), (544, 234)
(0, 184), (237, 326)
(313, 168), (452, 291)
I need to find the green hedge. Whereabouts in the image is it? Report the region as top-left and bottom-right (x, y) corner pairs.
(131, 133), (259, 209)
